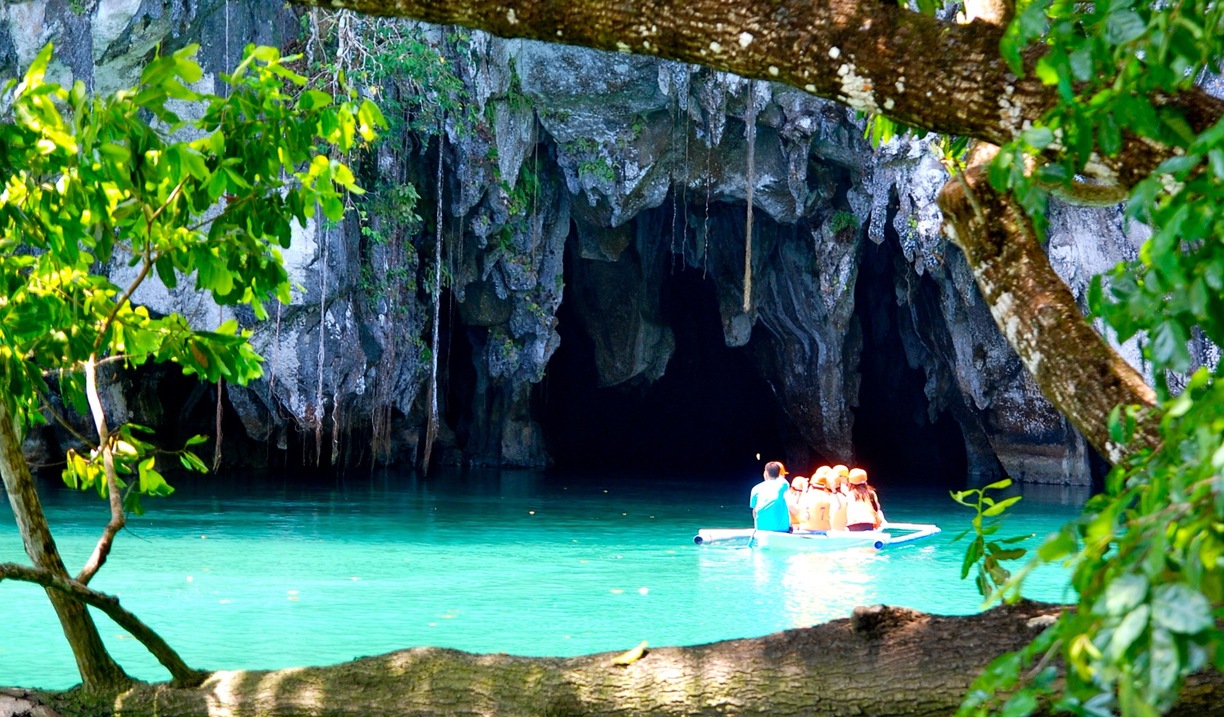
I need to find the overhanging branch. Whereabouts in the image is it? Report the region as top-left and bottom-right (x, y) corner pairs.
(298, 0), (1223, 180)
(0, 562), (207, 688)
(937, 148), (1159, 460)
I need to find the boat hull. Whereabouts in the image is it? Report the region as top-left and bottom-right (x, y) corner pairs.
(693, 522), (940, 551)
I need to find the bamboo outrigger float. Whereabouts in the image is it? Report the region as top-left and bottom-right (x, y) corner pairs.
(692, 522), (941, 551)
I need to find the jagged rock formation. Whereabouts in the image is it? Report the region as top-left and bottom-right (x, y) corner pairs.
(0, 0), (1167, 484)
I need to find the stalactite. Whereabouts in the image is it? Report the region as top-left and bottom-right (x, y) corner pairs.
(742, 80), (758, 314)
(421, 124), (444, 474)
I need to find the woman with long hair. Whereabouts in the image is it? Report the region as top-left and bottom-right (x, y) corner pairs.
(844, 468), (884, 531)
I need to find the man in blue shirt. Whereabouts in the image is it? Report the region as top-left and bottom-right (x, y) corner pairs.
(749, 461), (791, 532)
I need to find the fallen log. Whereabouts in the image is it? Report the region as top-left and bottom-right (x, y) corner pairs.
(9, 602), (1223, 716)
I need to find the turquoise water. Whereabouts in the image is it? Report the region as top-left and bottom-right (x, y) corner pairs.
(1, 470), (1085, 689)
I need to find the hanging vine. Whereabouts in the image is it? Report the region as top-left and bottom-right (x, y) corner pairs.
(297, 15), (474, 468)
(420, 122), (445, 474)
(313, 217), (328, 466)
(742, 80), (758, 314)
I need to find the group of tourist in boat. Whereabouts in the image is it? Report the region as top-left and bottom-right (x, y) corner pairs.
(749, 460), (885, 534)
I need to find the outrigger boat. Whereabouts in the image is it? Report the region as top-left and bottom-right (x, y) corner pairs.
(692, 522), (941, 551)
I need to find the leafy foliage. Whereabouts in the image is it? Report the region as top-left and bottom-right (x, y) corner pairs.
(956, 2), (1224, 715)
(0, 43), (381, 504)
(302, 13), (473, 138)
(950, 479), (1029, 599)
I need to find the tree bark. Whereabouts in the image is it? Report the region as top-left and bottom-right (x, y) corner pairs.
(937, 149), (1159, 460)
(0, 400), (130, 693)
(301, 0), (1224, 171)
(8, 602), (1221, 716)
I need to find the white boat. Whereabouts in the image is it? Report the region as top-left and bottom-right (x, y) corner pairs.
(692, 522), (941, 551)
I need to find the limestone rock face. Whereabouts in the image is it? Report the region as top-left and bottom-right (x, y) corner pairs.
(6, 3), (1154, 482)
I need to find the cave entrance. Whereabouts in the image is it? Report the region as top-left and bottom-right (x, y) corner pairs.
(851, 235), (969, 488)
(538, 260), (789, 479)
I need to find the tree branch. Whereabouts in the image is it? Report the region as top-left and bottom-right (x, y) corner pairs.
(75, 356), (124, 587)
(0, 562), (207, 688)
(0, 399), (130, 691)
(937, 146), (1159, 460)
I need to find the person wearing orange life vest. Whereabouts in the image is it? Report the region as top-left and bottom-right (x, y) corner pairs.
(845, 468), (885, 531)
(797, 470), (833, 531)
(785, 474), (809, 528)
(828, 464), (850, 530)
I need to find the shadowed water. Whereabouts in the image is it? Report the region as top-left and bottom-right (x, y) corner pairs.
(1, 469), (1084, 689)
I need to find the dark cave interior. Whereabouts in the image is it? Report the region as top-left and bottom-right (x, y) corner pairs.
(536, 219), (971, 486)
(538, 259), (790, 478)
(851, 234), (969, 489)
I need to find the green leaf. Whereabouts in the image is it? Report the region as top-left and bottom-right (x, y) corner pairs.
(298, 89), (333, 111)
(1148, 627), (1180, 701)
(1155, 154), (1200, 176)
(155, 255), (178, 289)
(1107, 604), (1150, 660)
(961, 538), (984, 580)
(982, 495), (1022, 517)
(1208, 148), (1224, 180)
(1106, 10), (1147, 45)
(982, 478), (1013, 492)
(950, 489), (974, 505)
(1034, 55), (1061, 86)
(1038, 528), (1077, 561)
(1098, 114), (1122, 156)
(248, 45), (280, 63)
(1069, 46), (1094, 82)
(1003, 3), (1051, 75)
(179, 450), (209, 473)
(987, 547), (1027, 561)
(1022, 127), (1055, 150)
(1151, 583), (1212, 634)
(20, 43), (54, 90)
(1150, 320), (1192, 371)
(1099, 574), (1149, 616)
(1000, 689), (1039, 717)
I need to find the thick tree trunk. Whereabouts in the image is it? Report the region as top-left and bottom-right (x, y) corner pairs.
(0, 401), (130, 693)
(301, 0), (1224, 171)
(7, 602), (1222, 716)
(936, 150), (1159, 460)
